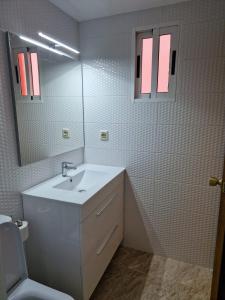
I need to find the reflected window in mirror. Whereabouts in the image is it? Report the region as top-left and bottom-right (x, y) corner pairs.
(17, 53), (28, 96)
(29, 52), (41, 98)
(15, 49), (41, 101)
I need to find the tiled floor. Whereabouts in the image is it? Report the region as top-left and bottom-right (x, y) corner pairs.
(91, 247), (212, 300)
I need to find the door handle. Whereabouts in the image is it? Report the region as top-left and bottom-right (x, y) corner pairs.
(209, 177), (225, 192)
(209, 177), (223, 186)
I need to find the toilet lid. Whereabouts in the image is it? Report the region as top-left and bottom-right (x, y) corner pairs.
(8, 278), (75, 300)
(0, 222), (27, 293)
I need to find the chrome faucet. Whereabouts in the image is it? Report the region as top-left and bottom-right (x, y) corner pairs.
(61, 162), (77, 177)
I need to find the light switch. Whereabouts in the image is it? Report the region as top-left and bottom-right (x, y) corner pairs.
(62, 128), (70, 139)
(100, 130), (109, 141)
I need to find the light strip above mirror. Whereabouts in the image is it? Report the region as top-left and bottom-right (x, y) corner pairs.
(19, 35), (73, 58)
(38, 32), (80, 54)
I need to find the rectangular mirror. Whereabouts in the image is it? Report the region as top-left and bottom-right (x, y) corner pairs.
(7, 31), (84, 166)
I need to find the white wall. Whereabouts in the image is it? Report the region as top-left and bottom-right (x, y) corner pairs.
(0, 0), (224, 269)
(0, 0), (83, 219)
(80, 0), (225, 267)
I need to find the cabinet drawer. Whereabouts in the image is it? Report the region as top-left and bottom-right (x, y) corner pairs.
(81, 185), (123, 264)
(81, 173), (124, 221)
(82, 217), (123, 300)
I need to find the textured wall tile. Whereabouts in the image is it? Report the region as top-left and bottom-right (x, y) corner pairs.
(81, 0), (225, 267)
(154, 180), (220, 217)
(81, 34), (131, 61)
(180, 20), (225, 60)
(85, 122), (156, 152)
(134, 7), (162, 27)
(153, 208), (218, 267)
(0, 192), (23, 220)
(178, 58), (225, 94)
(83, 66), (130, 97)
(127, 151), (156, 179)
(0, 0), (79, 47)
(41, 62), (82, 97)
(128, 176), (154, 222)
(155, 125), (225, 157)
(124, 176), (153, 252)
(30, 159), (55, 186)
(129, 176), (154, 207)
(16, 97), (83, 123)
(18, 121), (84, 165)
(0, 165), (32, 192)
(155, 153), (224, 186)
(85, 147), (156, 178)
(161, 0), (225, 24)
(80, 12), (140, 38)
(85, 147), (126, 165)
(157, 93), (225, 126)
(84, 96), (158, 124)
(82, 33), (131, 97)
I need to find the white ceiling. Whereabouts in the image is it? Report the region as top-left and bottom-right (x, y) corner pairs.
(49, 0), (190, 22)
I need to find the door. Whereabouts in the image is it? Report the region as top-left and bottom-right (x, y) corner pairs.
(210, 165), (225, 300)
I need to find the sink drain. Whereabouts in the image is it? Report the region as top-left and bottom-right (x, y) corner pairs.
(78, 189), (86, 193)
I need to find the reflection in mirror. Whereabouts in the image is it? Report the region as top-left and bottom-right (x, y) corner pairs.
(7, 32), (84, 166)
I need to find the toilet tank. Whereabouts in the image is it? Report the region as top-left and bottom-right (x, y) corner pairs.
(0, 222), (27, 293)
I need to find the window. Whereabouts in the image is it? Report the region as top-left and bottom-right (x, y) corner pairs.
(15, 49), (41, 102)
(133, 25), (178, 101)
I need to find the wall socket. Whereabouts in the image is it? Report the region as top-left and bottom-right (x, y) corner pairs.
(100, 130), (109, 141)
(62, 128), (70, 139)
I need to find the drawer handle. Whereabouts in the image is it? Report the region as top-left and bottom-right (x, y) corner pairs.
(96, 194), (117, 217)
(96, 224), (119, 256)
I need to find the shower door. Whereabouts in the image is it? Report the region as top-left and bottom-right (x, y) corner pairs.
(210, 159), (225, 300)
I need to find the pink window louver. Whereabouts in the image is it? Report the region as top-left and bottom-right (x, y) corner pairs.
(141, 38), (153, 94)
(157, 34), (171, 93)
(17, 53), (28, 96)
(30, 52), (40, 96)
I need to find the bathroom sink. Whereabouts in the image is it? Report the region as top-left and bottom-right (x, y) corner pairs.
(22, 164), (125, 205)
(53, 169), (107, 192)
(0, 214), (12, 224)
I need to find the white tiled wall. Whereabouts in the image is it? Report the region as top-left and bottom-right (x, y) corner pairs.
(80, 0), (225, 267)
(0, 0), (83, 219)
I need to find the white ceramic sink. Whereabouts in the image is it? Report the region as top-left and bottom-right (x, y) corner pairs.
(0, 215), (12, 224)
(22, 164), (124, 205)
(54, 169), (107, 192)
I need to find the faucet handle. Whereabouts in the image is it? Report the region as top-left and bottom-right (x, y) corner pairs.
(62, 161), (73, 167)
(61, 161), (76, 178)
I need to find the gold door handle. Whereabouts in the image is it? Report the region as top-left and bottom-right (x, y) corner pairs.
(209, 176), (223, 187)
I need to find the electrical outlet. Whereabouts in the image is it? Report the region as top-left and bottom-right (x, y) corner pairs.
(100, 130), (109, 141)
(62, 128), (70, 139)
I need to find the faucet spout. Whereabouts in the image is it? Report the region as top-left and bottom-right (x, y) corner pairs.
(61, 162), (77, 178)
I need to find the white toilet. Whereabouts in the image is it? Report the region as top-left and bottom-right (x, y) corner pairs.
(0, 220), (74, 300)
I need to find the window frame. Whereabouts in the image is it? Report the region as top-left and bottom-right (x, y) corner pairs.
(136, 30), (153, 99)
(131, 23), (179, 103)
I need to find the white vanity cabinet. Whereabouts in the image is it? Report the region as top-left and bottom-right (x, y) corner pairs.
(81, 179), (123, 299)
(22, 165), (124, 300)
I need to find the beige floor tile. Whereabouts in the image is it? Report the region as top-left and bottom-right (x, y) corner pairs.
(90, 247), (212, 300)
